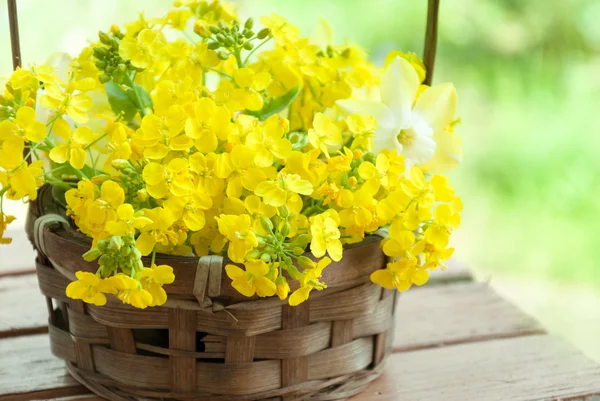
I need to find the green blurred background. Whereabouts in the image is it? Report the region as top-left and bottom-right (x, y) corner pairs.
(1, 0), (599, 360)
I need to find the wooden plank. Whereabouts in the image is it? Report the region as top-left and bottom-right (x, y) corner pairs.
(0, 228), (36, 276)
(394, 282), (545, 351)
(0, 334), (88, 401)
(0, 274), (48, 338)
(352, 335), (600, 401)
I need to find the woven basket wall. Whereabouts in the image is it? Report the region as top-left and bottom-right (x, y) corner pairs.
(26, 185), (396, 401)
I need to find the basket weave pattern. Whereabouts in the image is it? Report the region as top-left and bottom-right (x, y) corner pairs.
(29, 188), (396, 401)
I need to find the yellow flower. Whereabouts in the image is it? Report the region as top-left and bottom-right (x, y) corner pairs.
(382, 223), (415, 257)
(163, 192), (212, 231)
(119, 29), (166, 69)
(245, 115), (292, 167)
(288, 257), (331, 306)
(108, 275), (154, 309)
(260, 14), (300, 45)
(254, 173), (313, 208)
(48, 118), (96, 169)
(185, 97), (234, 154)
(219, 145), (270, 199)
(370, 256), (428, 292)
(140, 264), (175, 306)
(135, 107), (191, 159)
(7, 161), (44, 201)
(275, 276), (290, 300)
(39, 78), (95, 124)
(308, 113), (342, 158)
(0, 213), (16, 245)
(106, 204), (153, 236)
(66, 272), (108, 306)
(216, 214), (258, 263)
(225, 259), (277, 298)
(424, 203), (460, 250)
(0, 106), (46, 143)
(189, 152), (225, 197)
(0, 133), (24, 170)
(135, 207), (178, 256)
(309, 210), (342, 261)
(346, 114), (377, 151)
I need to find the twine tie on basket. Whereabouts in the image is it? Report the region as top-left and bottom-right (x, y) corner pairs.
(193, 254), (224, 310)
(33, 214), (70, 259)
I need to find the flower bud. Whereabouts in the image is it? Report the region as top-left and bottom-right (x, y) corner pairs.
(297, 256), (315, 270)
(256, 28), (271, 40)
(260, 216), (273, 232)
(93, 46), (109, 59)
(243, 41), (254, 51)
(109, 236), (124, 251)
(293, 234), (310, 246)
(260, 253), (272, 263)
(98, 31), (112, 45)
(243, 29), (254, 39)
(111, 159), (130, 170)
(83, 248), (101, 262)
(287, 264), (302, 280)
(216, 34), (226, 43)
(209, 25), (221, 34)
(224, 37), (235, 47)
(137, 189), (149, 202)
(280, 222), (291, 238)
(275, 276), (290, 300)
(217, 50), (230, 60)
(244, 18), (254, 30)
(246, 250), (261, 260)
(207, 41), (221, 50)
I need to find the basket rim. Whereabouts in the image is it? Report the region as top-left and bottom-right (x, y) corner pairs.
(28, 184), (387, 304)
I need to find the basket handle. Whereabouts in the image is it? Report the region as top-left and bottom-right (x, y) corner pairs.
(423, 0), (440, 85)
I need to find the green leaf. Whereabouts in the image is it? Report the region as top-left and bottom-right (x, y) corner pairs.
(105, 80), (153, 121)
(105, 80), (138, 121)
(51, 185), (68, 208)
(249, 85), (300, 121)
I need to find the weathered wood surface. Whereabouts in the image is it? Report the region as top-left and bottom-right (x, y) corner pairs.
(0, 228), (36, 276)
(0, 335), (88, 401)
(353, 335), (600, 401)
(395, 281), (545, 351)
(0, 274), (48, 338)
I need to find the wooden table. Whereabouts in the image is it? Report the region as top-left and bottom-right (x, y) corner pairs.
(1, 230), (600, 401)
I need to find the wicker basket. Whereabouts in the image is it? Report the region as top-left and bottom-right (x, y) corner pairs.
(26, 185), (396, 401)
(12, 0), (441, 398)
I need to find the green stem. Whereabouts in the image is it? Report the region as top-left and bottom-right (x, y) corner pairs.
(151, 248), (156, 267)
(244, 37), (272, 65)
(205, 66), (234, 80)
(84, 133), (107, 150)
(234, 49), (244, 69)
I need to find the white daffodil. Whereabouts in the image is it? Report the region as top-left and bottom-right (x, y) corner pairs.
(337, 56), (457, 168)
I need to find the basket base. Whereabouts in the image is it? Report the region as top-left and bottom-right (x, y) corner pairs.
(65, 358), (388, 401)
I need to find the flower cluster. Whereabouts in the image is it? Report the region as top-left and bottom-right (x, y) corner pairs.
(0, 1), (462, 308)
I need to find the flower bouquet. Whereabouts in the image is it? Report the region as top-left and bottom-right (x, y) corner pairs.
(1, 1), (461, 400)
